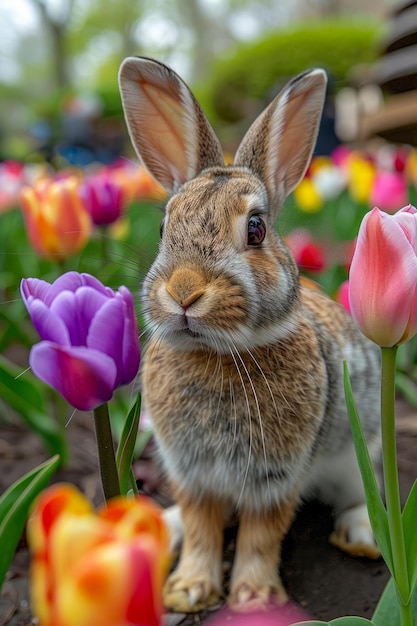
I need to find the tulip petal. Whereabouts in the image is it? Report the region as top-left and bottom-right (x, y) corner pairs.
(21, 277), (55, 307)
(119, 287), (140, 384)
(28, 484), (93, 555)
(125, 539), (165, 626)
(48, 272), (86, 301)
(26, 298), (70, 345)
(87, 298), (125, 386)
(29, 342), (117, 410)
(50, 287), (109, 347)
(59, 540), (160, 626)
(394, 204), (417, 248)
(99, 496), (169, 548)
(80, 272), (115, 297)
(350, 207), (417, 346)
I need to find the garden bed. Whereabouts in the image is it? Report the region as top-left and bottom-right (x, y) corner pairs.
(1, 398), (416, 625)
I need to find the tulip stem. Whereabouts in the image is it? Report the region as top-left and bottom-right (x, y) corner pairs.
(381, 346), (412, 626)
(93, 402), (121, 501)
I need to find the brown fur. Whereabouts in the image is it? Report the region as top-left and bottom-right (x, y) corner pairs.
(119, 57), (382, 612)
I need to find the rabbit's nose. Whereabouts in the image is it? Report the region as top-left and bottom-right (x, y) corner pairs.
(166, 267), (206, 310)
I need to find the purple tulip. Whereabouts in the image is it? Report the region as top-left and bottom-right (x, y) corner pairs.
(21, 272), (140, 411)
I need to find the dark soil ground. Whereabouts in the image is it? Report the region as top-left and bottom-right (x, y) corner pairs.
(1, 398), (416, 626)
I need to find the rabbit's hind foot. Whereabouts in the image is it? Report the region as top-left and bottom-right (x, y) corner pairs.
(229, 580), (288, 612)
(163, 572), (222, 612)
(330, 503), (381, 559)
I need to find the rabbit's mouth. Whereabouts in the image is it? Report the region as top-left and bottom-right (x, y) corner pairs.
(182, 328), (202, 339)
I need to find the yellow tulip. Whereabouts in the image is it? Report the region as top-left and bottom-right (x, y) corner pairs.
(347, 155), (375, 204)
(28, 484), (170, 626)
(293, 177), (323, 213)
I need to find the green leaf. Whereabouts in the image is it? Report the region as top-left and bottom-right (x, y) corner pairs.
(372, 576), (417, 625)
(116, 393), (141, 495)
(0, 355), (68, 461)
(0, 309), (32, 353)
(343, 362), (393, 575)
(293, 616), (379, 625)
(402, 479), (417, 599)
(292, 622), (329, 625)
(0, 455), (60, 591)
(330, 618), (376, 625)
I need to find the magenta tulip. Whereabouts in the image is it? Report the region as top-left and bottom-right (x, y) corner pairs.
(80, 175), (125, 226)
(21, 272), (140, 410)
(349, 205), (417, 346)
(370, 171), (408, 213)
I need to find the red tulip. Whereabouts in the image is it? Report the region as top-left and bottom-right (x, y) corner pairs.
(349, 205), (417, 346)
(285, 229), (326, 273)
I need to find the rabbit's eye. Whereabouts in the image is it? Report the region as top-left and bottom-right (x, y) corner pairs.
(247, 215), (266, 246)
(160, 217), (166, 238)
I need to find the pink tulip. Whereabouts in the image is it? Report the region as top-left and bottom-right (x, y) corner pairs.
(336, 280), (351, 314)
(206, 602), (311, 626)
(370, 171), (408, 213)
(349, 204), (417, 346)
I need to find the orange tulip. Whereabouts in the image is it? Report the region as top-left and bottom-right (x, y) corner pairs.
(20, 176), (91, 261)
(28, 484), (170, 626)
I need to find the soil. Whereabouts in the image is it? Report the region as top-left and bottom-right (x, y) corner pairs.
(1, 398), (416, 626)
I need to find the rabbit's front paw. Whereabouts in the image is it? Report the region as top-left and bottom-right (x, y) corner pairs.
(163, 571), (222, 613)
(229, 580), (288, 611)
(330, 503), (381, 559)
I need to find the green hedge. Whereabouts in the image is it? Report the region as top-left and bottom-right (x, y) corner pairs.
(197, 19), (382, 138)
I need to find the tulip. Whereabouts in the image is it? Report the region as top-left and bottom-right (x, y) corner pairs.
(20, 176), (91, 261)
(312, 163), (346, 201)
(349, 204), (417, 346)
(20, 271), (140, 410)
(206, 602), (311, 626)
(28, 484), (169, 626)
(80, 174), (125, 226)
(0, 160), (33, 212)
(293, 176), (322, 213)
(336, 279), (350, 314)
(105, 161), (167, 205)
(347, 154), (375, 204)
(285, 229), (326, 273)
(370, 171), (408, 213)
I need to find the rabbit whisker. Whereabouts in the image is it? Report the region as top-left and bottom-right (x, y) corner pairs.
(230, 340), (271, 506)
(226, 342), (254, 509)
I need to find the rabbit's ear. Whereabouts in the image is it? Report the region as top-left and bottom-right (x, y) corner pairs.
(234, 69), (327, 218)
(119, 57), (224, 194)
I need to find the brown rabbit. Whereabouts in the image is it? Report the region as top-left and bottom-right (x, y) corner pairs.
(119, 57), (381, 612)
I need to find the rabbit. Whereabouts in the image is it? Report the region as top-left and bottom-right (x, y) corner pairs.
(118, 57), (382, 613)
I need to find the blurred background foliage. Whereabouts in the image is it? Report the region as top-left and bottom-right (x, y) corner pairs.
(0, 0), (392, 161)
(196, 19), (380, 141)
